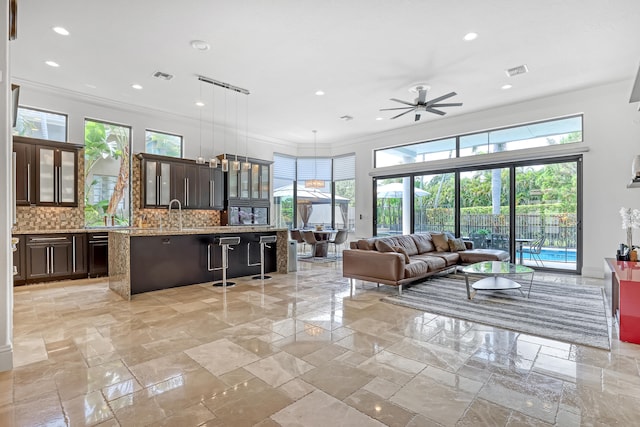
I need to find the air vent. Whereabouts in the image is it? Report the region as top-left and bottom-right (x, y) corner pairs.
(153, 71), (174, 81)
(505, 65), (529, 77)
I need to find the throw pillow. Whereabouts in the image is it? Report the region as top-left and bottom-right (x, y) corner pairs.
(375, 239), (396, 253)
(448, 238), (467, 252)
(392, 245), (411, 263)
(431, 233), (450, 252)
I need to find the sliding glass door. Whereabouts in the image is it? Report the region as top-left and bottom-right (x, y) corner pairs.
(373, 157), (581, 272)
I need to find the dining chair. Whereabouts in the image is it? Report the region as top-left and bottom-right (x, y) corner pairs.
(301, 230), (328, 259)
(289, 229), (307, 256)
(328, 229), (349, 258)
(522, 234), (545, 267)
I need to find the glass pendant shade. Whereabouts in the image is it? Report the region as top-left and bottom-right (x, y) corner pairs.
(221, 157), (229, 172)
(242, 160), (252, 170)
(231, 159), (241, 171)
(209, 157), (219, 168)
(305, 179), (325, 189)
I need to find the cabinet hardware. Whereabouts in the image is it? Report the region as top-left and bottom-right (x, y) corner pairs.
(46, 246), (50, 274)
(50, 246), (54, 274)
(72, 236), (76, 273)
(210, 181), (214, 207)
(207, 243), (213, 271)
(27, 163), (31, 202)
(30, 237), (68, 242)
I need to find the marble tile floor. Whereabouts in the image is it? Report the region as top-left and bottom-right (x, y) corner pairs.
(2, 261), (640, 426)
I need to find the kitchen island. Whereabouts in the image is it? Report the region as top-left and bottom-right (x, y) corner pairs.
(108, 226), (288, 300)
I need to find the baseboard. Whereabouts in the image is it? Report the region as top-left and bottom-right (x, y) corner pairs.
(0, 343), (13, 372)
(582, 265), (604, 279)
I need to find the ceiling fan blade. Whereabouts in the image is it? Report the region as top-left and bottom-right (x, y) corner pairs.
(430, 102), (463, 108)
(390, 108), (416, 119)
(417, 89), (427, 104)
(380, 106), (415, 111)
(390, 98), (417, 107)
(425, 107), (446, 116)
(425, 92), (457, 106)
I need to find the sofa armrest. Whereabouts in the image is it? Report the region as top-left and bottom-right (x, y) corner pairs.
(464, 240), (474, 250)
(342, 249), (405, 282)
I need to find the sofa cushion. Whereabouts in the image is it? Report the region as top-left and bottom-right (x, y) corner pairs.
(375, 239), (396, 252)
(458, 249), (510, 264)
(404, 260), (430, 278)
(412, 233), (436, 253)
(392, 246), (411, 263)
(357, 238), (378, 251)
(394, 235), (419, 256)
(431, 233), (450, 252)
(448, 238), (467, 252)
(411, 254), (447, 271)
(428, 251), (461, 266)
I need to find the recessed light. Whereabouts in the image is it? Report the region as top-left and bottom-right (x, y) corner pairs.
(463, 32), (478, 41)
(190, 40), (210, 51)
(45, 60), (60, 67)
(376, 117), (384, 121)
(195, 101), (205, 107)
(131, 84), (143, 90)
(315, 90), (325, 96)
(84, 83), (97, 89)
(52, 26), (69, 36)
(501, 84), (513, 90)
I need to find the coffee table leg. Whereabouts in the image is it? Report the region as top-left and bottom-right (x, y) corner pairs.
(465, 273), (471, 299)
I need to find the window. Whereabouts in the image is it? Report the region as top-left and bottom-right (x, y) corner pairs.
(333, 154), (356, 231)
(374, 115), (583, 167)
(84, 119), (131, 227)
(13, 107), (67, 141)
(145, 130), (182, 157)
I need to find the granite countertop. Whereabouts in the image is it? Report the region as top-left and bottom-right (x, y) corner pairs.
(13, 226), (287, 236)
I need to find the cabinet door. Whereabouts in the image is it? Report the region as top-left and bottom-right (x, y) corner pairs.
(260, 164), (270, 199)
(59, 149), (77, 205)
(213, 168), (224, 209)
(37, 147), (56, 204)
(88, 234), (109, 277)
(159, 162), (171, 206)
(50, 241), (72, 278)
(26, 243), (49, 280)
(13, 142), (34, 205)
(229, 168), (239, 198)
(144, 160), (158, 206)
(13, 236), (25, 285)
(251, 164), (260, 199)
(171, 163), (198, 208)
(71, 234), (87, 276)
(240, 167), (250, 199)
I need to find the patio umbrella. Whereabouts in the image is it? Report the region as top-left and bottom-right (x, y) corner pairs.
(377, 182), (429, 198)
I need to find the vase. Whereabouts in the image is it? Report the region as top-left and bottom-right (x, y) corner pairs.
(627, 227), (633, 253)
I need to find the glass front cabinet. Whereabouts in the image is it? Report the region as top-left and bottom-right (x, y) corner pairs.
(223, 156), (271, 225)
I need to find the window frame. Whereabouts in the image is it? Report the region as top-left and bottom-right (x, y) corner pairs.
(13, 105), (68, 142)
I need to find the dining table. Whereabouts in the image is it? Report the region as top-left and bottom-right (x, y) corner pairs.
(305, 229), (336, 257)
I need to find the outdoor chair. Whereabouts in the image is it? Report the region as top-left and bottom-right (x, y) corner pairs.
(522, 234), (545, 267)
(490, 233), (509, 251)
(328, 229), (349, 258)
(470, 232), (487, 249)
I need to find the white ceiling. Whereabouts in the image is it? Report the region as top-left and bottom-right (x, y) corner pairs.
(10, 0), (640, 145)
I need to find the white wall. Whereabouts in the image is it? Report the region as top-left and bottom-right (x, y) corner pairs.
(331, 80), (640, 277)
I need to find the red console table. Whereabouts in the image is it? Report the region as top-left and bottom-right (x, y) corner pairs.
(604, 258), (640, 344)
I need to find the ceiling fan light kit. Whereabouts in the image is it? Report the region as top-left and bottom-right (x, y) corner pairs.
(380, 84), (463, 121)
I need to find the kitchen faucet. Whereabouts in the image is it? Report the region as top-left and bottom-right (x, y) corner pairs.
(168, 199), (183, 230)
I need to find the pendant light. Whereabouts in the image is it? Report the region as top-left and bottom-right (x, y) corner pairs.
(305, 130), (324, 189)
(242, 94), (252, 170)
(209, 79), (219, 168)
(196, 80), (205, 164)
(221, 88), (229, 172)
(231, 90), (241, 171)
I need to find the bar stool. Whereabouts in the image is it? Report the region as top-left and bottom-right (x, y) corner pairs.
(209, 236), (241, 287)
(248, 235), (278, 280)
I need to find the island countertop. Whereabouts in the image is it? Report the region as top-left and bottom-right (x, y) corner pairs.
(13, 226), (287, 236)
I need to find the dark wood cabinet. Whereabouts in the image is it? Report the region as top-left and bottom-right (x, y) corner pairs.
(222, 156), (271, 226)
(26, 235), (73, 281)
(197, 166), (224, 210)
(13, 141), (35, 205)
(13, 235), (25, 285)
(171, 163), (198, 208)
(139, 153), (224, 210)
(129, 232), (277, 295)
(71, 233), (87, 278)
(13, 136), (81, 207)
(88, 232), (109, 277)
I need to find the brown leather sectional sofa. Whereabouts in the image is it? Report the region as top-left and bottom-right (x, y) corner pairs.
(342, 232), (509, 295)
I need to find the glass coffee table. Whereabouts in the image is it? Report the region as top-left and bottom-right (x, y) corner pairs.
(461, 261), (535, 300)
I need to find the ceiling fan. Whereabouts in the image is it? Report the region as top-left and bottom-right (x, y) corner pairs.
(380, 85), (463, 121)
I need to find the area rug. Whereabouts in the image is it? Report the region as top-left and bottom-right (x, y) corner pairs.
(382, 274), (610, 350)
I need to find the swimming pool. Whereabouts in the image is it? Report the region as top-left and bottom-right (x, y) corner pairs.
(517, 247), (576, 263)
